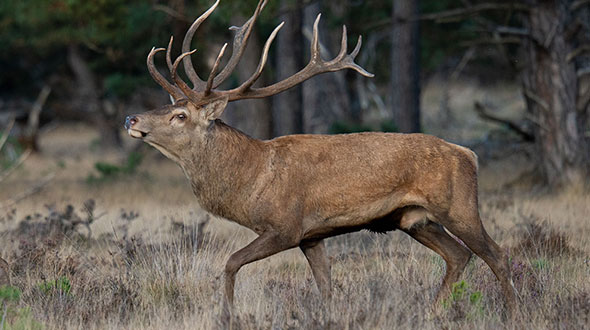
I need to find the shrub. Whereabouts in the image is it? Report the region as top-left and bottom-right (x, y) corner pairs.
(512, 217), (578, 258)
(86, 152), (143, 183)
(38, 276), (72, 296)
(442, 280), (485, 320)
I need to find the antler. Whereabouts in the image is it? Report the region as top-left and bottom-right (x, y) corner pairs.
(147, 0), (373, 105)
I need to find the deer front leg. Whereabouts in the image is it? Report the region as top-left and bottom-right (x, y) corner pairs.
(224, 231), (299, 307)
(300, 240), (331, 300)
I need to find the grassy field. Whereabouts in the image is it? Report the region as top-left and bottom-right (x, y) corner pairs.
(0, 81), (589, 329)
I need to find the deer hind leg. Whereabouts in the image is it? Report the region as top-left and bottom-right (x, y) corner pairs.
(402, 219), (472, 307)
(300, 240), (331, 300)
(224, 231), (299, 307)
(438, 211), (518, 319)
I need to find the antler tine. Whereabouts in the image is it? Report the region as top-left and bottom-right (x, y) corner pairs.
(237, 22), (285, 92)
(166, 36), (174, 72)
(323, 34), (373, 77)
(182, 0), (220, 91)
(351, 35), (362, 58)
(147, 47), (185, 101)
(147, 2), (373, 105)
(205, 43), (228, 95)
(310, 14), (322, 61)
(343, 36), (374, 77)
(171, 50), (201, 100)
(335, 25), (348, 61)
(212, 0), (268, 89)
(226, 15), (373, 101)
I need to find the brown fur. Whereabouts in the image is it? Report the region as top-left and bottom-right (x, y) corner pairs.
(126, 99), (517, 317)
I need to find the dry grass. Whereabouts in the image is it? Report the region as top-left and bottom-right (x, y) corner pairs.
(0, 81), (589, 329)
(1, 192), (588, 329)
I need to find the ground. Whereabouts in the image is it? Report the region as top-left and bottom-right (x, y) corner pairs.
(0, 80), (588, 329)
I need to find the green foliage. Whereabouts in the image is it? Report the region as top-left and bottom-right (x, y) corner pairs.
(450, 280), (468, 302)
(94, 162), (121, 177)
(0, 286), (21, 304)
(329, 120), (398, 134)
(0, 0), (170, 95)
(104, 73), (150, 98)
(1, 306), (43, 330)
(86, 152), (143, 183)
(38, 276), (71, 296)
(531, 258), (549, 270)
(0, 286), (41, 330)
(442, 280), (485, 319)
(0, 136), (25, 171)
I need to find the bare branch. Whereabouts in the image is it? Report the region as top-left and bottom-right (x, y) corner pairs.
(567, 44), (590, 62)
(577, 66), (590, 78)
(474, 102), (534, 141)
(420, 3), (530, 23)
(493, 26), (529, 36)
(571, 0), (590, 11)
(0, 172), (55, 210)
(523, 88), (550, 111)
(459, 36), (522, 47)
(0, 118), (15, 152)
(0, 149), (32, 183)
(450, 47), (476, 81)
(152, 4), (191, 23)
(24, 85), (51, 150)
(543, 21), (559, 48)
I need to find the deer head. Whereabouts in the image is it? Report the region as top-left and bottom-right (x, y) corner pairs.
(125, 0), (373, 161)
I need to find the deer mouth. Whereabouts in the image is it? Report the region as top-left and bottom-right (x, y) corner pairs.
(128, 129), (148, 139)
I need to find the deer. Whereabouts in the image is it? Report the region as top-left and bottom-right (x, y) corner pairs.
(125, 0), (517, 317)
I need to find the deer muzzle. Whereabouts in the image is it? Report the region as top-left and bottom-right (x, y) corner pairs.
(125, 115), (148, 139)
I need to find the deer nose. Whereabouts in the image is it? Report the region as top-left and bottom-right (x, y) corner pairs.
(125, 115), (138, 130)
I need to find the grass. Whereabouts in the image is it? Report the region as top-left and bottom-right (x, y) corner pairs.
(0, 80), (588, 329)
(0, 172), (588, 329)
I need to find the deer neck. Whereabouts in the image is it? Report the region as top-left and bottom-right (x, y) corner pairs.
(179, 120), (267, 220)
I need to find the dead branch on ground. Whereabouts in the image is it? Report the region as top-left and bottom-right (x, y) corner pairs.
(0, 172), (56, 211)
(474, 101), (534, 142)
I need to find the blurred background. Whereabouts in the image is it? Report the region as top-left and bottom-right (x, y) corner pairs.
(1, 2), (590, 328)
(1, 0), (589, 193)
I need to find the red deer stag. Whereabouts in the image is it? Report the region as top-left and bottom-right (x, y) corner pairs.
(125, 0), (517, 316)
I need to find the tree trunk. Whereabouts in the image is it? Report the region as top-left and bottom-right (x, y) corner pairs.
(272, 0), (304, 136)
(391, 0), (421, 133)
(521, 0), (589, 187)
(575, 4), (590, 156)
(67, 45), (121, 147)
(169, 0), (188, 58)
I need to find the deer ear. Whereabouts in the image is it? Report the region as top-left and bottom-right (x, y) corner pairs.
(202, 96), (229, 121)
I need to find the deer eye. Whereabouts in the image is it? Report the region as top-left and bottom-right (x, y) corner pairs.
(173, 113), (187, 121)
